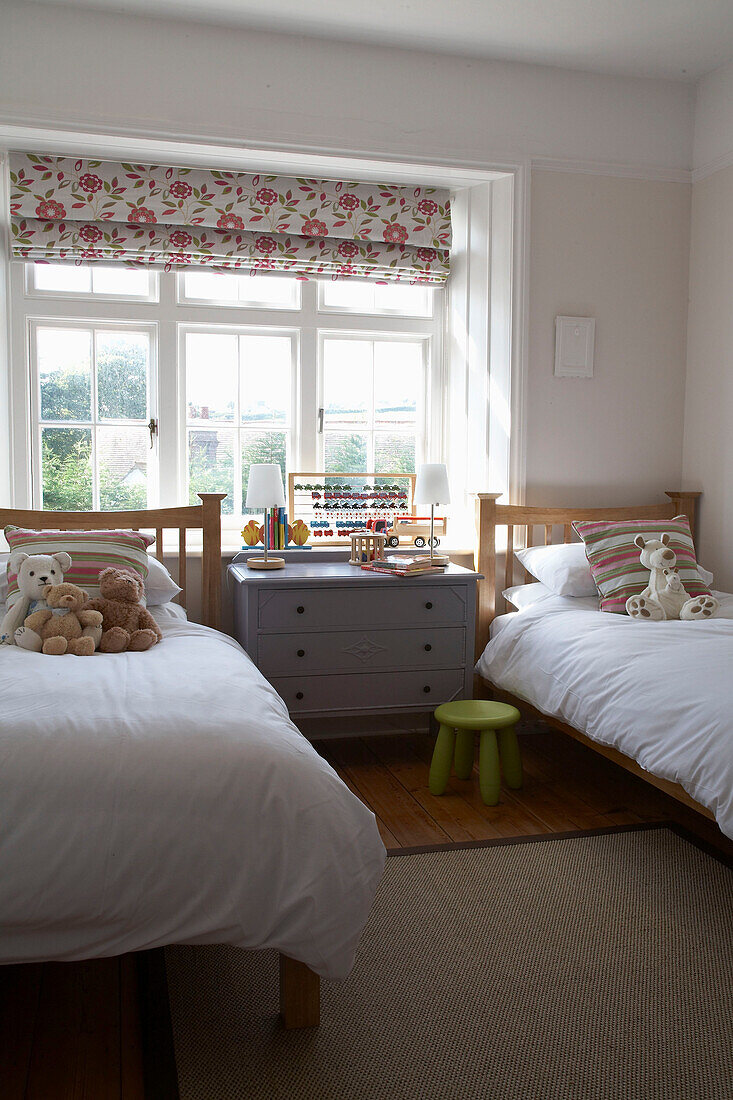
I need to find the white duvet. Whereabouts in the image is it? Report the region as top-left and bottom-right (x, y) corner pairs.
(0, 607), (385, 980)
(476, 591), (733, 840)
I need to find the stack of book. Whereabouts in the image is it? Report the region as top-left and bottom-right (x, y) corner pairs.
(361, 555), (447, 577)
(265, 507), (288, 550)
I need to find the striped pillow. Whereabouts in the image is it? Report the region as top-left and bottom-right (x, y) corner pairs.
(4, 526), (153, 608)
(572, 515), (712, 615)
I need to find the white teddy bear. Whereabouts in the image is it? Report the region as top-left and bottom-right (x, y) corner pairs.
(0, 551), (99, 651)
(625, 534), (719, 621)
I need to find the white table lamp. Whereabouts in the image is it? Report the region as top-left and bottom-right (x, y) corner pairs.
(245, 463), (286, 570)
(413, 463), (451, 566)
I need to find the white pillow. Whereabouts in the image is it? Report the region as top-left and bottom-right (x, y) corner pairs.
(0, 549), (181, 606)
(502, 582), (554, 610)
(145, 555), (182, 605)
(514, 542), (597, 597)
(515, 539), (714, 598)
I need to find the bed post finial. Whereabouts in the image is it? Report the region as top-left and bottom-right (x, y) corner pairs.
(665, 491), (702, 540)
(475, 493), (502, 660)
(199, 493), (227, 630)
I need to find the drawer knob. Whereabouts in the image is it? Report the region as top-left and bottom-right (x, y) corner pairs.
(423, 685), (431, 693)
(297, 649), (305, 657)
(297, 605), (305, 614)
(424, 643), (432, 652)
(296, 691), (304, 700)
(425, 601), (433, 609)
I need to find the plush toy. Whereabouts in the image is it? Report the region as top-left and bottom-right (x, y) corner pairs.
(87, 567), (162, 653)
(1, 551), (73, 648)
(625, 534), (719, 621)
(22, 582), (103, 655)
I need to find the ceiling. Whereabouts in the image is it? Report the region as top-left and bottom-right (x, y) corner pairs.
(31, 0), (733, 81)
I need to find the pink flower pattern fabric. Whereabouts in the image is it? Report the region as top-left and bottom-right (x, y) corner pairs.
(10, 154), (451, 284)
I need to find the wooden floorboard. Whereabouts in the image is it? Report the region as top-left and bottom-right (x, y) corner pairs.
(2, 725), (731, 1099)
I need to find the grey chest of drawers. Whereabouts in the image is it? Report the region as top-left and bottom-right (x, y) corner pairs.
(228, 559), (481, 719)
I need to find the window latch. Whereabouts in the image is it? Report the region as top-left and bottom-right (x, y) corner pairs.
(148, 417), (158, 449)
(317, 407), (324, 434)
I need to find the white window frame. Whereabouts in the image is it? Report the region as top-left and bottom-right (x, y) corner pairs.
(28, 315), (159, 511)
(25, 263), (159, 304)
(178, 321), (299, 518)
(317, 327), (433, 473)
(10, 266), (445, 525)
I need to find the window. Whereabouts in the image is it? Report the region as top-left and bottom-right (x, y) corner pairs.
(12, 265), (443, 523)
(183, 329), (294, 516)
(28, 262), (157, 301)
(321, 335), (424, 474)
(31, 320), (155, 510)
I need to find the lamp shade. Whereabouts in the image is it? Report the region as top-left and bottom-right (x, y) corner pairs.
(413, 463), (450, 507)
(246, 463), (286, 509)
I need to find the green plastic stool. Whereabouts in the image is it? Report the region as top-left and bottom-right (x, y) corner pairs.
(429, 700), (523, 806)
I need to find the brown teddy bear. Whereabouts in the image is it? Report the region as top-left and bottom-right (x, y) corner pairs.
(23, 582), (103, 655)
(87, 567), (162, 653)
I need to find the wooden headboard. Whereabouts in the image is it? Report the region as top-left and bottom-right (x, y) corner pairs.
(0, 493), (226, 630)
(473, 490), (701, 656)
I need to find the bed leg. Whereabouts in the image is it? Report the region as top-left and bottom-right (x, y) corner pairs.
(279, 954), (320, 1029)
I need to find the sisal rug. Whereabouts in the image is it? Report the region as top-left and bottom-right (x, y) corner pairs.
(165, 826), (733, 1100)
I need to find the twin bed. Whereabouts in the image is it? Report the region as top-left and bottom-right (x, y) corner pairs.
(0, 494), (386, 1029)
(473, 490), (733, 841)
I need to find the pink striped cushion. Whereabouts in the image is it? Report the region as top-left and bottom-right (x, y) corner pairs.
(4, 526), (153, 608)
(572, 515), (712, 614)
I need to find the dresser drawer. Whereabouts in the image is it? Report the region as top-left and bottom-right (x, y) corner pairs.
(257, 626), (465, 675)
(270, 668), (466, 715)
(257, 584), (467, 632)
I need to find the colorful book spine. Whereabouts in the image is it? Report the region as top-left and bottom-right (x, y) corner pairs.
(278, 507), (285, 551)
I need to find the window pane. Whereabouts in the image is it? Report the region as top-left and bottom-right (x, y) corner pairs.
(33, 264), (92, 294)
(188, 428), (234, 514)
(373, 283), (431, 315)
(41, 427), (92, 509)
(98, 427), (149, 510)
(320, 279), (433, 316)
(240, 335), (290, 424)
(184, 271), (239, 301)
(97, 331), (149, 420)
(38, 328), (92, 422)
(320, 281), (375, 311)
(374, 341), (421, 426)
(324, 431), (368, 474)
(186, 333), (238, 422)
(92, 267), (152, 297)
(375, 432), (416, 474)
(239, 275), (299, 308)
(182, 271), (299, 308)
(323, 340), (371, 426)
(242, 431), (287, 512)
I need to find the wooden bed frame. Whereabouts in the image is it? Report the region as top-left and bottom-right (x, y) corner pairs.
(473, 489), (716, 824)
(1, 492), (320, 1028)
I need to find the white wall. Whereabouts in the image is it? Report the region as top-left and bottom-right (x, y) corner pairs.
(0, 2), (701, 525)
(1, 2), (693, 174)
(692, 59), (733, 175)
(526, 170), (691, 506)
(682, 60), (733, 588)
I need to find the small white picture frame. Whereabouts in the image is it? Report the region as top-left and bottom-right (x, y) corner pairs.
(554, 316), (595, 378)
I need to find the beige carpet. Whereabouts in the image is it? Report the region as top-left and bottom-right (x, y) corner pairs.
(165, 827), (733, 1100)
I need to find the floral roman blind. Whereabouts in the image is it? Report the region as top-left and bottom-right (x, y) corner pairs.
(9, 154), (451, 284)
